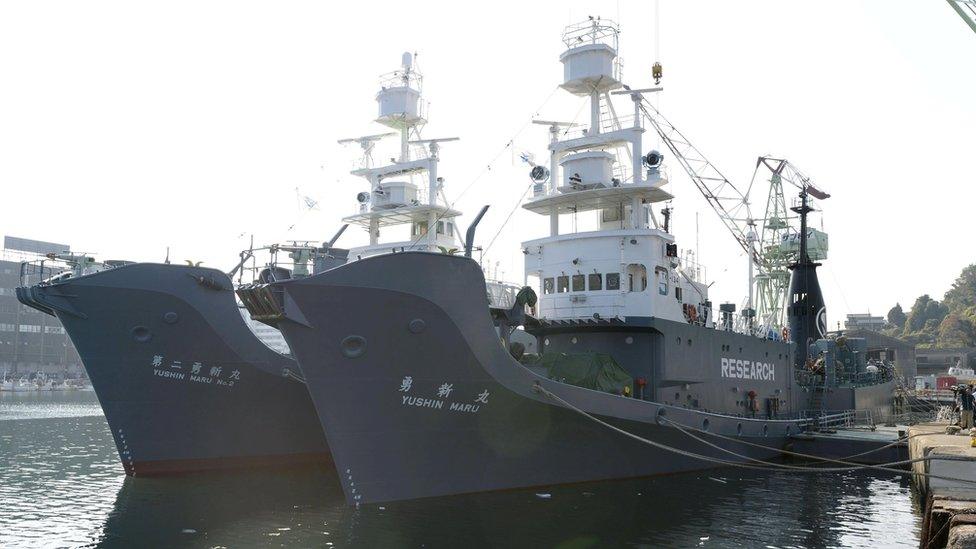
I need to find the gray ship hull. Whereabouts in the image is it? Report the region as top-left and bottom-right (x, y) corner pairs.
(817, 380), (897, 423)
(253, 252), (806, 504)
(17, 263), (329, 475)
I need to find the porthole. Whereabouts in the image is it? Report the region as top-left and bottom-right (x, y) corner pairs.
(702, 418), (710, 432)
(340, 335), (367, 359)
(163, 311), (178, 324)
(408, 319), (426, 334)
(544, 338), (551, 346)
(625, 336), (634, 344)
(656, 408), (667, 424)
(739, 347), (743, 353)
(764, 351), (769, 357)
(130, 326), (152, 343)
(570, 336), (578, 344)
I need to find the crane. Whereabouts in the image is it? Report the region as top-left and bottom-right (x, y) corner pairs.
(947, 0), (976, 34)
(629, 89), (829, 333)
(747, 157), (829, 332)
(635, 96), (757, 262)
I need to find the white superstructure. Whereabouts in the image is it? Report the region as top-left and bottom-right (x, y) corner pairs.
(340, 53), (462, 258)
(522, 18), (710, 326)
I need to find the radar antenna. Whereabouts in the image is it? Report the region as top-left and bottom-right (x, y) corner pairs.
(337, 132), (397, 169)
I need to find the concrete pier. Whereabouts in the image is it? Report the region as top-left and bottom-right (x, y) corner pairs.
(910, 423), (976, 548)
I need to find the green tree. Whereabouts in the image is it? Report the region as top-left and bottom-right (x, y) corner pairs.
(882, 264), (976, 348)
(944, 264), (976, 312)
(937, 313), (976, 348)
(903, 294), (948, 334)
(887, 303), (906, 329)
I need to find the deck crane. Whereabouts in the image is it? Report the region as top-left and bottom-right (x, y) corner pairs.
(747, 157), (829, 332)
(620, 89), (828, 334)
(947, 0), (976, 34)
(630, 94), (758, 263)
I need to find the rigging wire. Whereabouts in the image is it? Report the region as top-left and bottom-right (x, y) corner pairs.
(479, 93), (594, 257)
(403, 86), (560, 252)
(482, 180), (535, 255)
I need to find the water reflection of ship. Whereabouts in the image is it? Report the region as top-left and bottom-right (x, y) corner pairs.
(94, 466), (913, 548)
(97, 466), (343, 547)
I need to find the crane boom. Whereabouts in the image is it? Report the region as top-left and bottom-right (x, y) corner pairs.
(637, 97), (757, 262)
(948, 0), (976, 34)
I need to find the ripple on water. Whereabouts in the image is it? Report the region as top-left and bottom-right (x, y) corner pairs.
(0, 400), (123, 549)
(0, 392), (104, 421)
(0, 392), (923, 548)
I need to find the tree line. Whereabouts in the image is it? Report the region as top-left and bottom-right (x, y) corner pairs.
(882, 264), (976, 349)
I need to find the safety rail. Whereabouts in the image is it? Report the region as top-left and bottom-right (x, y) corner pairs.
(485, 279), (520, 309)
(19, 259), (67, 288)
(561, 17), (620, 49)
(377, 68), (423, 92)
(797, 410), (861, 430)
(794, 366), (895, 388)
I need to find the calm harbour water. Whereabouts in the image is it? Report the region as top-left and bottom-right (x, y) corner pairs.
(1, 392), (921, 548)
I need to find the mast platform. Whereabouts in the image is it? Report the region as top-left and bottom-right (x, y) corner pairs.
(522, 184), (672, 216)
(342, 204), (461, 229)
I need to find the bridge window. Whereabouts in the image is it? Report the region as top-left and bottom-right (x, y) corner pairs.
(606, 272), (620, 290)
(588, 273), (603, 290)
(627, 264), (647, 292)
(543, 278), (554, 295)
(675, 287), (683, 301)
(572, 274), (585, 292)
(557, 275), (569, 293)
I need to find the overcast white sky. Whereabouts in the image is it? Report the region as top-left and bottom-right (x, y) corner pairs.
(1, 0), (973, 324)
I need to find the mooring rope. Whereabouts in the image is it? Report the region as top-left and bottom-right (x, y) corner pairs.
(532, 383), (976, 486)
(660, 416), (964, 478)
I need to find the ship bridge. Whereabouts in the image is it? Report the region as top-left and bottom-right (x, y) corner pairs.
(519, 18), (709, 327)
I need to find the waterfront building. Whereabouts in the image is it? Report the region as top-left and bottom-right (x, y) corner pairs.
(844, 313), (887, 332)
(915, 347), (976, 377)
(0, 236), (83, 377)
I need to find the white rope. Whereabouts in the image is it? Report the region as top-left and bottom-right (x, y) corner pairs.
(661, 416), (971, 479)
(533, 383), (976, 485)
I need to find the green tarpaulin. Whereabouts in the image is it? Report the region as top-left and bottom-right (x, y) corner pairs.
(540, 351), (633, 394)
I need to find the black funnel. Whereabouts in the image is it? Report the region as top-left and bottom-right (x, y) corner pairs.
(787, 190), (827, 368)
